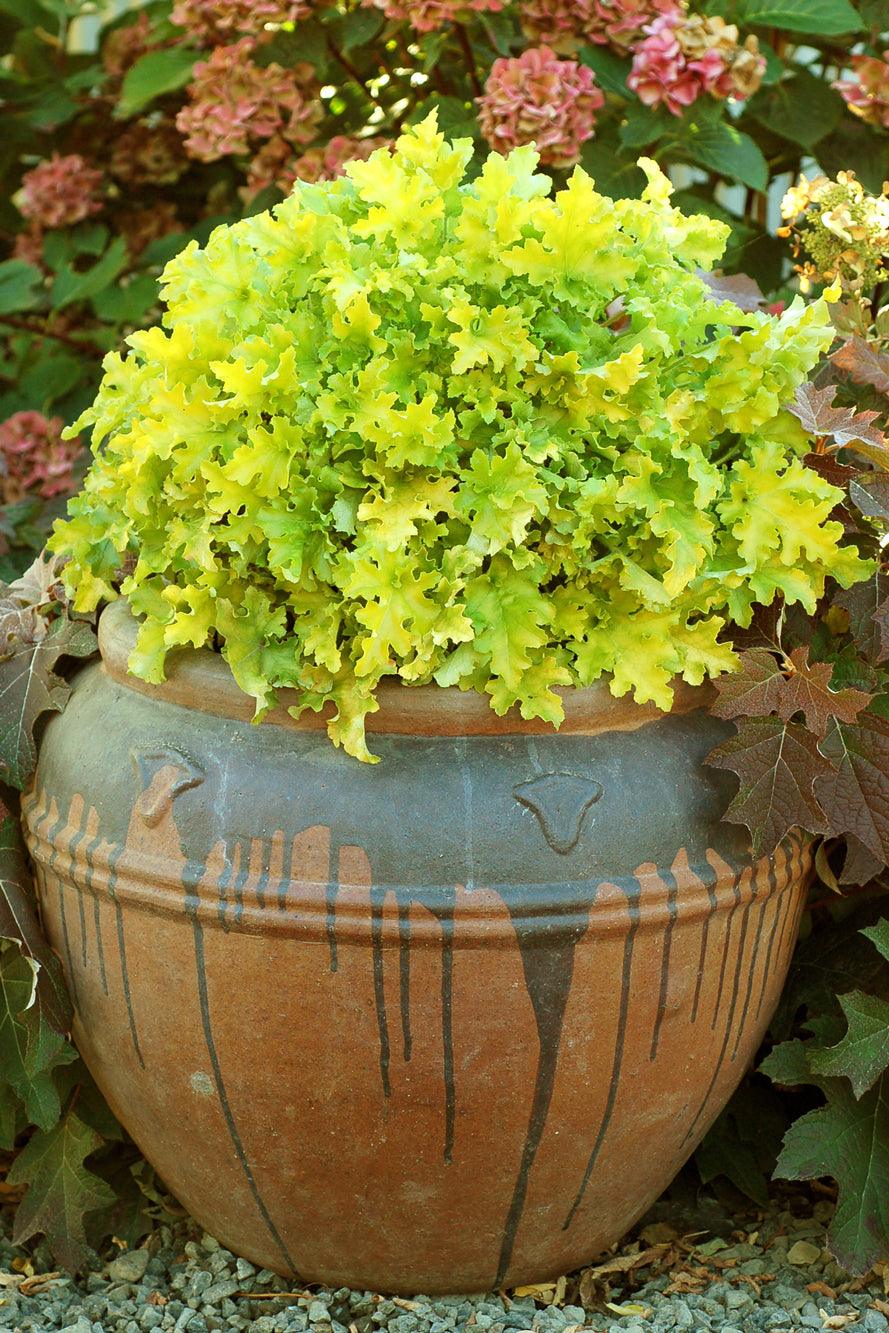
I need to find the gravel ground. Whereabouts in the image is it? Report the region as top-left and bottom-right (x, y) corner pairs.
(1, 1191), (887, 1333)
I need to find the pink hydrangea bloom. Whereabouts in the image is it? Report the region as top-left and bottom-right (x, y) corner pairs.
(172, 0), (314, 43)
(363, 0), (502, 34)
(17, 154), (104, 229)
(176, 39), (321, 161)
(628, 11), (764, 116)
(242, 133), (389, 199)
(477, 45), (604, 167)
(102, 13), (157, 78)
(520, 0), (679, 55)
(835, 52), (889, 130)
(12, 225), (44, 268)
(0, 412), (82, 504)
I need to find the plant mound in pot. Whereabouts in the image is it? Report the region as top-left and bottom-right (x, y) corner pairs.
(26, 113), (869, 1293)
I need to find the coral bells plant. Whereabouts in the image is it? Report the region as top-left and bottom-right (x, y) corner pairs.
(51, 117), (870, 760)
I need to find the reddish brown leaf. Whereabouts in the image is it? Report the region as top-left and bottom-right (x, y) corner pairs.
(850, 474), (889, 525)
(875, 597), (889, 664)
(804, 452), (858, 492)
(840, 834), (884, 886)
(707, 716), (833, 855)
(789, 384), (888, 463)
(832, 337), (889, 397)
(816, 713), (889, 869)
(777, 647), (872, 739)
(697, 269), (765, 313)
(837, 573), (889, 664)
(710, 649), (786, 720)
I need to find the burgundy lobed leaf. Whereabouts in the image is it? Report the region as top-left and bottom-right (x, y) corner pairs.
(707, 715), (833, 855)
(777, 647), (872, 740)
(816, 713), (889, 870)
(697, 269), (765, 313)
(832, 336), (889, 397)
(837, 572), (889, 664)
(789, 383), (888, 463)
(849, 474), (889, 527)
(709, 648), (786, 720)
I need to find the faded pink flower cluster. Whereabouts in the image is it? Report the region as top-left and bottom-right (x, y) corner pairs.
(17, 154), (103, 229)
(102, 13), (157, 78)
(835, 52), (889, 130)
(243, 133), (389, 198)
(477, 45), (604, 167)
(628, 12), (765, 116)
(364, 0), (502, 34)
(0, 413), (82, 505)
(172, 0), (314, 43)
(176, 38), (321, 161)
(521, 0), (679, 55)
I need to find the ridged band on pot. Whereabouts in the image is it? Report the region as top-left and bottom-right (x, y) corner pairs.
(22, 600), (812, 1294)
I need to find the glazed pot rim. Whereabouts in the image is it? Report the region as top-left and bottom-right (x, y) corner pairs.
(98, 598), (714, 738)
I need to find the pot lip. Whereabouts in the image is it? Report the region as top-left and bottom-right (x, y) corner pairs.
(98, 597), (715, 738)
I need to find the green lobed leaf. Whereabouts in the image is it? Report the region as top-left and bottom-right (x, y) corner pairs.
(50, 238), (128, 314)
(748, 68), (844, 150)
(0, 616), (98, 790)
(738, 0), (862, 34)
(0, 817), (71, 1033)
(8, 1101), (117, 1271)
(682, 117), (768, 191)
(0, 259), (41, 316)
(117, 47), (198, 118)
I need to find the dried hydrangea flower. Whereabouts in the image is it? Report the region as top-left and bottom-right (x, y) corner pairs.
(110, 120), (189, 186)
(835, 51), (889, 130)
(0, 412), (82, 504)
(176, 38), (321, 161)
(172, 0), (315, 44)
(102, 13), (157, 78)
(242, 133), (389, 198)
(779, 171), (889, 292)
(118, 203), (181, 258)
(477, 45), (604, 167)
(363, 0), (502, 33)
(628, 10), (764, 115)
(520, 0), (679, 55)
(17, 154), (104, 229)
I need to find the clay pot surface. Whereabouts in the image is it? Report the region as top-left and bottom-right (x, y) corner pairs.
(22, 600), (811, 1294)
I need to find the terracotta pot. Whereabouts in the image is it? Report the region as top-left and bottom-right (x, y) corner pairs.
(22, 600), (811, 1294)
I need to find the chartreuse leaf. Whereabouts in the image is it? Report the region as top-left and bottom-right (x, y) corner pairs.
(49, 113), (872, 762)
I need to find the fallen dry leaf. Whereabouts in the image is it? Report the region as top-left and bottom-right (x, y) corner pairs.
(808, 1282), (839, 1299)
(605, 1301), (652, 1317)
(820, 1311), (859, 1329)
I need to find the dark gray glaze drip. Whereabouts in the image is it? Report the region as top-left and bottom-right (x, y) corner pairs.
(183, 858), (297, 1276)
(279, 834), (296, 913)
(397, 897), (412, 1063)
(216, 849), (236, 933)
(65, 814), (91, 971)
(325, 840), (341, 973)
(254, 840), (271, 911)
(494, 892), (593, 1287)
(107, 848), (145, 1069)
(46, 804), (78, 1008)
(439, 904), (455, 1166)
(710, 867), (744, 1030)
(682, 866), (753, 1146)
(691, 871), (720, 1025)
(562, 878), (640, 1233)
(232, 853), (250, 927)
(82, 830), (108, 995)
(773, 839), (802, 967)
(370, 882), (391, 1098)
(650, 868), (678, 1061)
(730, 860), (777, 1061)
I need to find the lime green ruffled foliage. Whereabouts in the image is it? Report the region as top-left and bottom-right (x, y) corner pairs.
(51, 113), (870, 760)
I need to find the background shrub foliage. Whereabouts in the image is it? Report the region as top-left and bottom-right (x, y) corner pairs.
(3, 0), (889, 1284)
